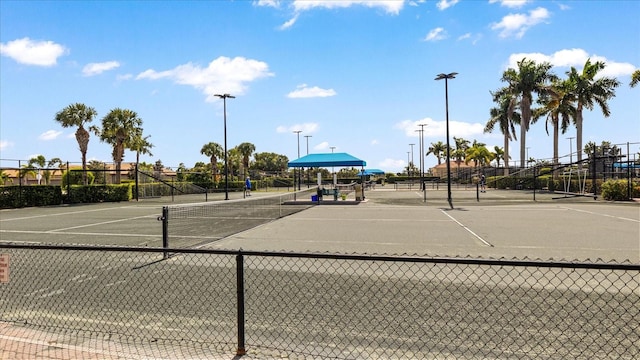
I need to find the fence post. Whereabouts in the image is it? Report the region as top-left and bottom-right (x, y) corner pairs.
(236, 251), (246, 356)
(161, 206), (168, 259)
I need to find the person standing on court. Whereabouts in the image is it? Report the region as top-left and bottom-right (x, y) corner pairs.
(245, 176), (252, 196)
(480, 174), (486, 193)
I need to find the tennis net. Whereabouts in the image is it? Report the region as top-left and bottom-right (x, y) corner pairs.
(162, 188), (316, 248)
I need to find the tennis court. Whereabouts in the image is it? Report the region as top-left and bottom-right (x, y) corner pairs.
(1, 187), (638, 262)
(1, 187), (639, 359)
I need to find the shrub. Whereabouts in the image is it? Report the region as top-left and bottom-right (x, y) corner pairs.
(0, 185), (63, 208)
(601, 179), (638, 201)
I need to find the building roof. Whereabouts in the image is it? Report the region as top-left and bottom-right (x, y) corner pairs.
(288, 153), (366, 168)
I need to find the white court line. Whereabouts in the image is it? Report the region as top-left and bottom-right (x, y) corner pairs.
(0, 206), (158, 222)
(48, 214), (158, 232)
(0, 333), (148, 360)
(440, 210), (493, 247)
(561, 206), (640, 223)
(0, 230), (158, 238)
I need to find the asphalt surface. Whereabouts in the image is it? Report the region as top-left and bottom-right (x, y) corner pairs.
(1, 187), (639, 359)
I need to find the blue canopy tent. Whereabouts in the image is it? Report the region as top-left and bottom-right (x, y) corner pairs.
(356, 169), (385, 176)
(288, 152), (366, 168)
(288, 152), (367, 201)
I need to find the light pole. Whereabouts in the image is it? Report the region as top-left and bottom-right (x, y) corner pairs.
(417, 124), (427, 195)
(567, 137), (575, 164)
(435, 72), (457, 209)
(293, 130), (302, 190)
(214, 93), (235, 200)
(304, 135), (312, 188)
(526, 147), (530, 168)
(409, 143), (415, 179)
(407, 151), (410, 176)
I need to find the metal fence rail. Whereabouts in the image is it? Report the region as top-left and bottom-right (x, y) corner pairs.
(1, 244), (638, 359)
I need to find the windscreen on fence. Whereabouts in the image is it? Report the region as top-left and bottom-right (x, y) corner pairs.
(162, 188), (316, 248)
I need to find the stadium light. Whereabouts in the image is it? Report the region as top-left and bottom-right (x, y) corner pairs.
(435, 72), (457, 209)
(293, 130), (302, 190)
(215, 93), (235, 200)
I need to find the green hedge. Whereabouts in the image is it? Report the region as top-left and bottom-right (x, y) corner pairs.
(0, 185), (63, 208)
(67, 184), (132, 204)
(601, 179), (640, 201)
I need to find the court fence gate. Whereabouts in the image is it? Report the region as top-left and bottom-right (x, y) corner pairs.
(1, 244), (639, 359)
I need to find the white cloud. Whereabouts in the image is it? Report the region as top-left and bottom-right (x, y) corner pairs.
(136, 56), (273, 101)
(457, 33), (471, 41)
(254, 0), (280, 8)
(276, 123), (319, 134)
(395, 118), (485, 138)
(287, 84), (337, 98)
(314, 141), (330, 151)
(279, 14), (299, 30)
(279, 0), (404, 29)
(437, 0), (459, 11)
(0, 37), (67, 66)
(82, 61), (120, 76)
(371, 139), (379, 145)
(291, 0), (404, 14)
(379, 158), (405, 171)
(491, 7), (550, 39)
(423, 27), (447, 42)
(39, 130), (63, 141)
(489, 0), (530, 9)
(117, 73), (133, 81)
(507, 48), (637, 78)
(0, 140), (13, 150)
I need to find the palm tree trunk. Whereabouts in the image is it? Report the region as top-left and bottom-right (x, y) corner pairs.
(503, 133), (510, 176)
(576, 106), (584, 169)
(553, 117), (559, 180)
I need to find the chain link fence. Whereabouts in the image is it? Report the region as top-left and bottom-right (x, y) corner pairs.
(1, 244), (638, 359)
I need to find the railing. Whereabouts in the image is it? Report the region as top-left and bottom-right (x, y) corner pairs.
(1, 244), (638, 359)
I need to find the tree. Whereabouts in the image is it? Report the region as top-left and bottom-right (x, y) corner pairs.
(536, 79), (577, 174)
(228, 147), (242, 180)
(501, 58), (557, 168)
(253, 152), (289, 175)
(630, 69), (640, 88)
(236, 142), (256, 178)
(453, 137), (469, 179)
(465, 140), (494, 169)
(0, 169), (10, 185)
(130, 130), (154, 173)
(492, 146), (506, 168)
(54, 103), (98, 185)
(201, 142), (223, 183)
(565, 59), (620, 166)
(485, 88), (520, 175)
(427, 141), (446, 165)
(98, 108), (144, 184)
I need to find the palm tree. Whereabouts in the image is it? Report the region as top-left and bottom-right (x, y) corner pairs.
(492, 146), (506, 168)
(427, 141), (446, 165)
(453, 137), (469, 179)
(228, 147), (242, 181)
(236, 142), (256, 178)
(54, 103), (98, 185)
(501, 58), (557, 168)
(45, 158), (63, 185)
(201, 142), (223, 183)
(98, 108), (144, 184)
(130, 131), (154, 172)
(465, 140), (494, 169)
(0, 169), (10, 185)
(565, 59), (620, 166)
(485, 88), (520, 175)
(630, 69), (640, 88)
(536, 79), (577, 175)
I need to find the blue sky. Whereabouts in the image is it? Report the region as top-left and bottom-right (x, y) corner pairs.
(1, 0), (638, 173)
